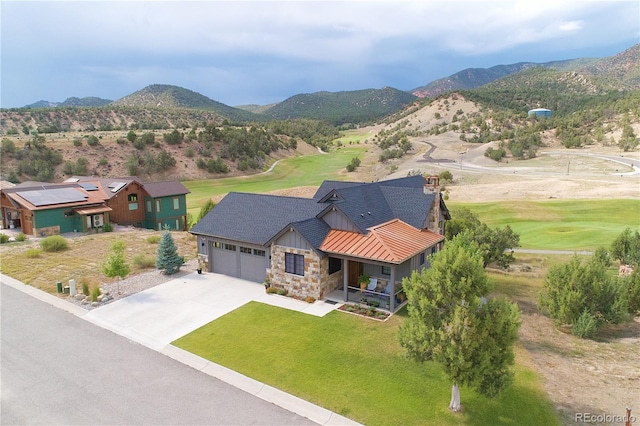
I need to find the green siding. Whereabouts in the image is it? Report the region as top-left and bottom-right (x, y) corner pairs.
(34, 208), (82, 234)
(144, 195), (187, 230)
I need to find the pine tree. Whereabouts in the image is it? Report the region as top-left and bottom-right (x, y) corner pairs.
(156, 231), (182, 275)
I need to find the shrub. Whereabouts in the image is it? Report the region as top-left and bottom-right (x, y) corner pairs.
(90, 286), (102, 302)
(39, 235), (69, 252)
(25, 248), (40, 258)
(15, 233), (27, 242)
(86, 135), (99, 146)
(146, 235), (161, 244)
(346, 157), (361, 172)
(0, 234), (9, 244)
(102, 222), (113, 232)
(73, 138), (83, 147)
(276, 288), (288, 296)
(304, 296), (316, 304)
(81, 280), (90, 296)
(266, 287), (279, 294)
(572, 310), (598, 339)
(133, 253), (156, 268)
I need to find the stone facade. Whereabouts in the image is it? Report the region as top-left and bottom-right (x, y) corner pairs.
(269, 245), (342, 300)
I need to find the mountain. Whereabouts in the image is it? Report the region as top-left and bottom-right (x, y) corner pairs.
(25, 96), (112, 108)
(409, 43), (640, 98)
(60, 96), (112, 107)
(261, 87), (417, 125)
(110, 84), (262, 122)
(409, 58), (601, 98)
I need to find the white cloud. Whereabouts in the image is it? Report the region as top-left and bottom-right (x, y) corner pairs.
(559, 20), (584, 32)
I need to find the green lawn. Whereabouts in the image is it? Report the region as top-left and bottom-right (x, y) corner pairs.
(173, 302), (559, 426)
(447, 199), (640, 250)
(183, 146), (367, 215)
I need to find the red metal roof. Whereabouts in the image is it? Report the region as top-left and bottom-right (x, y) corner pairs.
(320, 219), (443, 264)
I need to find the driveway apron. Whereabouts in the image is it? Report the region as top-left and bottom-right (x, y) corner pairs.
(84, 272), (266, 350)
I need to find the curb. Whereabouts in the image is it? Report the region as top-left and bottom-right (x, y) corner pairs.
(160, 345), (360, 426)
(1, 274), (362, 426)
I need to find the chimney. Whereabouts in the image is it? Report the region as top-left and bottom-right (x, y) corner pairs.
(424, 176), (442, 233)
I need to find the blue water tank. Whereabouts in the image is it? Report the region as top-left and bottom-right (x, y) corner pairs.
(528, 108), (552, 117)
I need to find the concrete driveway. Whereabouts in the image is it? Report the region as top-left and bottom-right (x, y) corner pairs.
(84, 272), (338, 350)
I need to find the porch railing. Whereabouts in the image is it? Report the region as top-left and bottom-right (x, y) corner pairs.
(346, 284), (405, 311)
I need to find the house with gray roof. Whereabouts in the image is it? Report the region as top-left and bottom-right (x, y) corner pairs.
(191, 175), (450, 312)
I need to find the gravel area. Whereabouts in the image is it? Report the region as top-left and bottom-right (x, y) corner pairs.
(65, 259), (199, 310)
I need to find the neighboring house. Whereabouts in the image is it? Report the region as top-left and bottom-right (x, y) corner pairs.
(0, 182), (112, 236)
(70, 177), (190, 231)
(190, 175), (450, 312)
(0, 177), (190, 236)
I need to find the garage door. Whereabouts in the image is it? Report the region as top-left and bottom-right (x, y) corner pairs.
(212, 243), (267, 283)
(239, 248), (267, 283)
(212, 243), (238, 277)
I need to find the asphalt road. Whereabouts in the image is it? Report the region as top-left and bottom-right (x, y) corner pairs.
(1, 283), (314, 425)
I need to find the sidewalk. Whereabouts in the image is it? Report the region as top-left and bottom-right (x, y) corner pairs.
(1, 272), (359, 426)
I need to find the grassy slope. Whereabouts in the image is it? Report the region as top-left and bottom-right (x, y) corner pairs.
(174, 302), (558, 426)
(447, 199), (640, 250)
(183, 145), (367, 215)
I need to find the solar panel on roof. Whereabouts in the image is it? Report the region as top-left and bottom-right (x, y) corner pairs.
(79, 182), (98, 191)
(64, 178), (80, 182)
(17, 188), (88, 207)
(109, 182), (126, 193)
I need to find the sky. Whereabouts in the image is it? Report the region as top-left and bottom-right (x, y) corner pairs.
(1, 1), (639, 108)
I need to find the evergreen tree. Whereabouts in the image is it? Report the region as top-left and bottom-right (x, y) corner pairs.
(399, 234), (521, 411)
(156, 231), (182, 275)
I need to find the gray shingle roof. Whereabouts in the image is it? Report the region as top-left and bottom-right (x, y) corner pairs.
(190, 192), (325, 245)
(191, 175), (444, 251)
(290, 218), (331, 253)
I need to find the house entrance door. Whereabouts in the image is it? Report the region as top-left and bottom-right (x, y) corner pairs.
(348, 260), (362, 287)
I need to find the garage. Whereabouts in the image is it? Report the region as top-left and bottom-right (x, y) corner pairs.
(211, 241), (267, 283)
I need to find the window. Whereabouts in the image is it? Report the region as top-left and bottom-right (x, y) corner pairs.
(128, 193), (138, 210)
(328, 257), (342, 275)
(155, 200), (161, 212)
(213, 241), (222, 249)
(253, 249), (266, 257)
(146, 200), (152, 213)
(224, 243), (236, 251)
(285, 253), (304, 276)
(420, 252), (425, 265)
(173, 197), (180, 210)
(240, 247), (252, 254)
(381, 265), (391, 276)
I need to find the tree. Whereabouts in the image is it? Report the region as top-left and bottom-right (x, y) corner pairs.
(196, 199), (216, 223)
(538, 255), (629, 336)
(101, 239), (130, 294)
(156, 231), (182, 275)
(399, 234), (521, 411)
(610, 228), (640, 266)
(126, 130), (137, 143)
(445, 207), (520, 268)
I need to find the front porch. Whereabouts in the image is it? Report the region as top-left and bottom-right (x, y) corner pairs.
(325, 280), (407, 313)
(327, 258), (410, 313)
